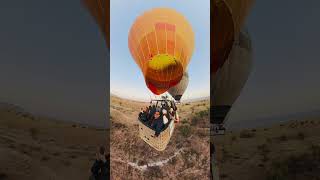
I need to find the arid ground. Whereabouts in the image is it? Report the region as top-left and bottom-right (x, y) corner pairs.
(0, 103), (108, 180)
(110, 95), (210, 180)
(214, 118), (320, 180)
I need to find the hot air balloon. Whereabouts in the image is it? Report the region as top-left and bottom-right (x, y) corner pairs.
(211, 1), (254, 179)
(82, 0), (109, 47)
(212, 29), (253, 129)
(210, 28), (253, 180)
(211, 0), (254, 131)
(168, 71), (189, 101)
(128, 8), (195, 95)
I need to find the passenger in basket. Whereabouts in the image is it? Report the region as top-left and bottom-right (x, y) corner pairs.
(162, 109), (169, 127)
(148, 104), (156, 120)
(151, 110), (164, 137)
(169, 108), (179, 123)
(145, 106), (149, 119)
(138, 107), (148, 122)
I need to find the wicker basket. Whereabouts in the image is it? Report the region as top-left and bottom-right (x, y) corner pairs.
(138, 120), (175, 151)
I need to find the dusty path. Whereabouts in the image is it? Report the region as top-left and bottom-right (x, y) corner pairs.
(112, 148), (185, 171)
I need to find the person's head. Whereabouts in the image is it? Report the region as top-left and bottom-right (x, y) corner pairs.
(154, 111), (160, 119)
(99, 146), (105, 155)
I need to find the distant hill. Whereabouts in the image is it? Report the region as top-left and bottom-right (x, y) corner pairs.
(227, 109), (320, 130)
(0, 102), (25, 113)
(110, 93), (209, 103)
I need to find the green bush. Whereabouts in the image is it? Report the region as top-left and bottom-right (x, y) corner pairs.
(191, 117), (199, 126)
(181, 119), (189, 124)
(179, 125), (191, 138)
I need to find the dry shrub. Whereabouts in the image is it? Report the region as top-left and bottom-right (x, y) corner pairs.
(168, 157), (177, 165)
(179, 125), (192, 138)
(137, 160), (147, 166)
(144, 166), (163, 178)
(70, 154), (77, 159)
(52, 152), (60, 156)
(231, 135), (237, 142)
(267, 144), (320, 180)
(41, 156), (50, 162)
(29, 128), (39, 140)
(239, 130), (255, 138)
(191, 116), (199, 126)
(278, 135), (288, 142)
(181, 119), (189, 124)
(297, 132), (305, 140)
(62, 160), (71, 166)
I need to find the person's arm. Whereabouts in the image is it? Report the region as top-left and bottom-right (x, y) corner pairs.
(154, 120), (163, 136)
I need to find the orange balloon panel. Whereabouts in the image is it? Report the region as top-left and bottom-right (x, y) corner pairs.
(82, 0), (109, 47)
(128, 8), (194, 95)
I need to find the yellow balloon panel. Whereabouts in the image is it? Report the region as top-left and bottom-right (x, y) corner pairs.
(128, 8), (195, 95)
(145, 54), (183, 95)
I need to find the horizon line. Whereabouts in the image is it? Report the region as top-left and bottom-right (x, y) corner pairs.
(110, 92), (209, 102)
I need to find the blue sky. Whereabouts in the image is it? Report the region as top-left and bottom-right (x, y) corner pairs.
(110, 0), (210, 101)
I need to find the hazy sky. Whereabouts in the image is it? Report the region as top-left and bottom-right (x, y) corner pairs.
(227, 0), (320, 126)
(0, 1), (108, 127)
(110, 0), (210, 101)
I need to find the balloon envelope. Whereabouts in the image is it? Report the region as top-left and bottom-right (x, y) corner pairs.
(212, 29), (253, 124)
(82, 0), (109, 47)
(168, 71), (189, 101)
(211, 0), (254, 75)
(212, 0), (235, 74)
(128, 8), (195, 95)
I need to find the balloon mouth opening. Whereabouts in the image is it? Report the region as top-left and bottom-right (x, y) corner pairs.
(211, 105), (231, 125)
(146, 80), (180, 95)
(173, 95), (182, 101)
(144, 54), (184, 95)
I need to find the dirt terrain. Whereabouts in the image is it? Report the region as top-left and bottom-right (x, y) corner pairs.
(214, 118), (320, 180)
(110, 95), (210, 180)
(0, 103), (108, 180)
